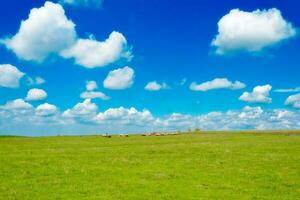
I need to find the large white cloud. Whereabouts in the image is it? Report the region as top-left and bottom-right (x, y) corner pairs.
(1, 1), (76, 61)
(60, 0), (103, 7)
(103, 66), (134, 89)
(239, 84), (272, 103)
(36, 103), (58, 116)
(1, 2), (132, 68)
(144, 81), (168, 91)
(285, 94), (300, 109)
(0, 64), (25, 88)
(61, 32), (132, 68)
(190, 78), (245, 91)
(26, 88), (48, 101)
(212, 8), (297, 54)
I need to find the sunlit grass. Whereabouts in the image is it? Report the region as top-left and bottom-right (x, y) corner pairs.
(1, 131), (300, 199)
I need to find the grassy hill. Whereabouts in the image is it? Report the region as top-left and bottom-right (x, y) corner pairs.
(1, 131), (300, 199)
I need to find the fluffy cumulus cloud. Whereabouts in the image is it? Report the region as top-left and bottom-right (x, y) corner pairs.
(26, 88), (48, 101)
(95, 107), (155, 126)
(285, 94), (300, 109)
(190, 78), (245, 91)
(0, 64), (25, 88)
(60, 0), (103, 8)
(166, 106), (300, 131)
(212, 8), (297, 54)
(61, 32), (132, 68)
(1, 2), (132, 68)
(144, 81), (168, 91)
(239, 84), (272, 103)
(0, 99), (61, 134)
(63, 99), (98, 120)
(80, 80), (109, 100)
(196, 106), (300, 130)
(0, 99), (32, 110)
(1, 96), (300, 134)
(36, 103), (58, 116)
(1, 1), (76, 61)
(2, 99), (300, 135)
(103, 66), (134, 89)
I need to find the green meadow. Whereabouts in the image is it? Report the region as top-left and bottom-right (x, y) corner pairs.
(1, 131), (300, 199)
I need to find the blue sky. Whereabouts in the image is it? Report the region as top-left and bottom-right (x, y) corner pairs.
(0, 0), (300, 135)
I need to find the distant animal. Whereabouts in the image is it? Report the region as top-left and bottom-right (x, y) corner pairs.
(103, 133), (111, 138)
(119, 134), (129, 137)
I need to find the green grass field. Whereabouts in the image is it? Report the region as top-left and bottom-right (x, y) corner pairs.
(1, 131), (300, 199)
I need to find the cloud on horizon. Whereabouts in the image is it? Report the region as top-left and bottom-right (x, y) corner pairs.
(1, 98), (300, 135)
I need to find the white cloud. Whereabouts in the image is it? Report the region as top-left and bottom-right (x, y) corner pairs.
(26, 88), (47, 101)
(81, 81), (109, 100)
(103, 66), (134, 89)
(27, 76), (45, 85)
(274, 87), (300, 93)
(239, 84), (272, 103)
(212, 8), (297, 54)
(190, 78), (245, 91)
(36, 103), (58, 116)
(1, 1), (76, 61)
(86, 80), (97, 91)
(60, 0), (103, 7)
(61, 31), (132, 68)
(285, 94), (300, 109)
(0, 99), (32, 110)
(144, 81), (168, 91)
(0, 99), (61, 131)
(1, 100), (300, 134)
(95, 107), (154, 125)
(0, 64), (25, 88)
(160, 106), (300, 131)
(80, 91), (109, 100)
(238, 106), (263, 119)
(63, 99), (98, 119)
(35, 77), (46, 85)
(1, 2), (132, 68)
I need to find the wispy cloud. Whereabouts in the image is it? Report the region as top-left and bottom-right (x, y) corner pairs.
(274, 87), (300, 93)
